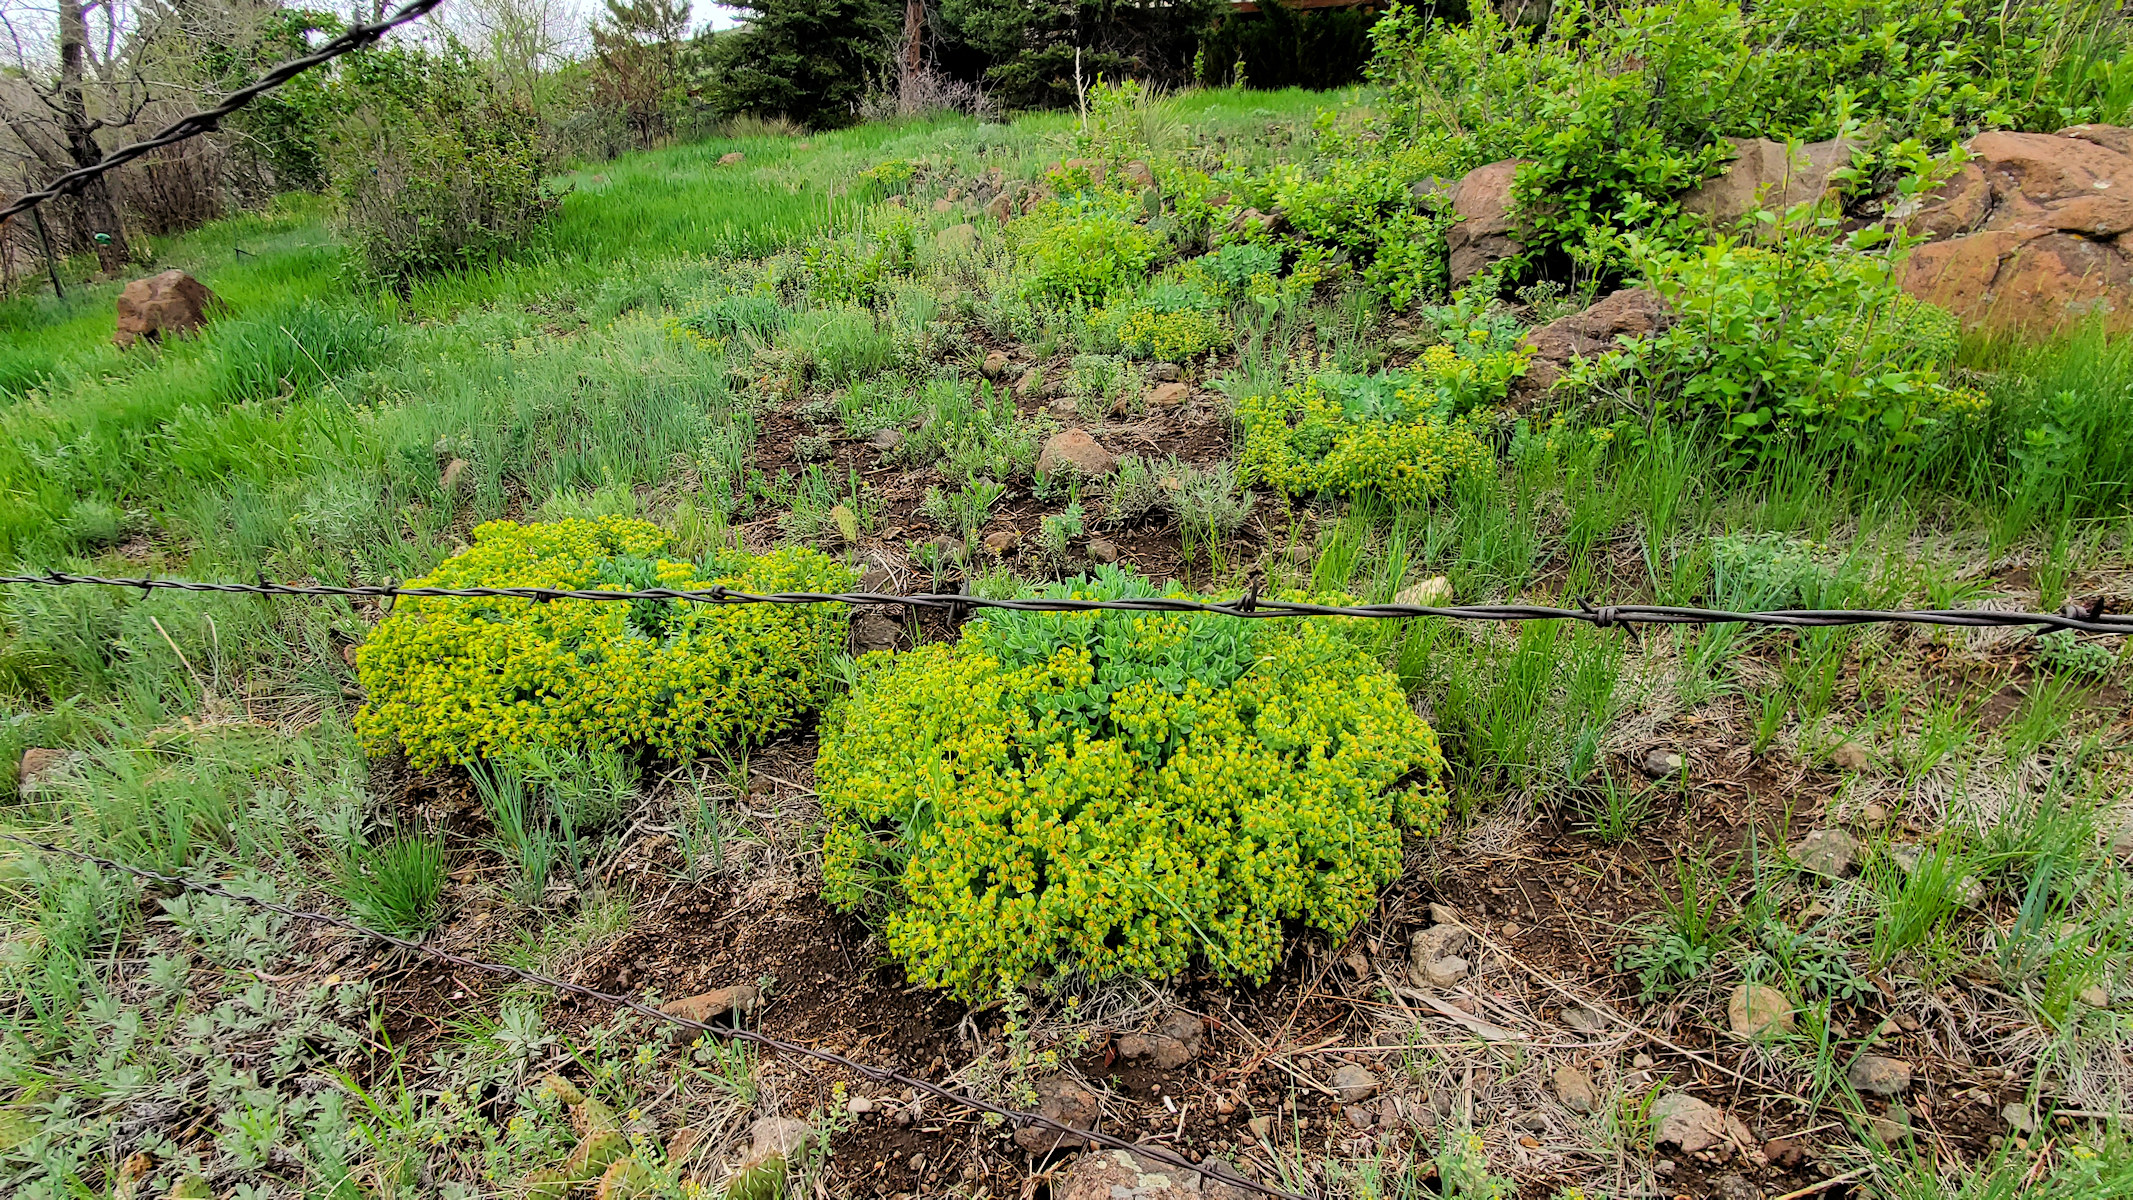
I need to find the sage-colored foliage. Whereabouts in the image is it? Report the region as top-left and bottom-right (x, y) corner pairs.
(354, 518), (853, 768)
(817, 566), (1449, 999)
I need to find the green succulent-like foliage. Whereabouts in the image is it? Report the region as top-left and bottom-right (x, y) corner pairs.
(354, 518), (853, 768)
(818, 566), (1449, 999)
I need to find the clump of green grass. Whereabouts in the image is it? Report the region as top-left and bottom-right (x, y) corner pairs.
(332, 829), (447, 936)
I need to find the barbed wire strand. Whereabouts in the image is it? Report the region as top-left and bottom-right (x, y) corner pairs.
(1, 570), (2126, 634)
(0, 0), (449, 226)
(0, 832), (1300, 1200)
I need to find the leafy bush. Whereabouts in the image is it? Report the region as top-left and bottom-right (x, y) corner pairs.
(326, 41), (557, 286)
(817, 566), (1449, 999)
(1012, 193), (1163, 306)
(1576, 234), (1980, 459)
(1238, 370), (1500, 505)
(354, 518), (853, 769)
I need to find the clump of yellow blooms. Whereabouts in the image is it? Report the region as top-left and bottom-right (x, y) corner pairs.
(1237, 376), (1496, 506)
(354, 518), (853, 769)
(816, 566), (1448, 1000)
(1109, 306), (1227, 361)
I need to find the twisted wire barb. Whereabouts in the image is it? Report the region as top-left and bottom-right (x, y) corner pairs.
(0, 833), (1297, 1200)
(0, 0), (449, 225)
(1, 570), (2126, 634)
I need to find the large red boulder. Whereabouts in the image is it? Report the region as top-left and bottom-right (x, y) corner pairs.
(1512, 287), (1673, 404)
(113, 269), (221, 349)
(1900, 126), (2133, 333)
(1681, 136), (1851, 232)
(1446, 159), (1526, 286)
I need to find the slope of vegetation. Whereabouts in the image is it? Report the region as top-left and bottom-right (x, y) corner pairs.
(1, 4), (2131, 1198)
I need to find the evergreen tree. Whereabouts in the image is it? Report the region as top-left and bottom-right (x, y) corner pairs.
(705, 0), (898, 128)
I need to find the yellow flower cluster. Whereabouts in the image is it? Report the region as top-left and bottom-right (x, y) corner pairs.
(1237, 377), (1496, 506)
(1108, 306), (1227, 362)
(816, 606), (1448, 1000)
(353, 518), (854, 768)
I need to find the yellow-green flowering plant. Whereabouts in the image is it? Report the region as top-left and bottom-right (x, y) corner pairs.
(817, 565), (1449, 1000)
(1238, 370), (1498, 506)
(354, 518), (853, 769)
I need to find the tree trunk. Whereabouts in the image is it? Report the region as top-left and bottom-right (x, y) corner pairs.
(57, 0), (129, 274)
(900, 0), (925, 112)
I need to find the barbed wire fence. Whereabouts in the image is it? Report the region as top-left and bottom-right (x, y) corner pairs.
(1, 570), (2127, 633)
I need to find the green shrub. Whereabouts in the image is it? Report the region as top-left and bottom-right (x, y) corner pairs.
(1576, 235), (1981, 459)
(1237, 364), (1506, 505)
(1011, 193), (1163, 306)
(665, 294), (788, 351)
(1094, 282), (1228, 360)
(354, 518), (853, 769)
(817, 566), (1449, 999)
(325, 41), (557, 286)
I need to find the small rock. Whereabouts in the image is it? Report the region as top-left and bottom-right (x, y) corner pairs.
(908, 1152), (927, 1171)
(1330, 1063), (1378, 1103)
(1711, 1174), (1765, 1200)
(1653, 1159), (1676, 1178)
(1149, 362), (1182, 382)
(1831, 742), (1871, 772)
(1014, 367), (1045, 399)
(2079, 984), (2109, 1008)
(1639, 748), (1685, 777)
(1889, 843), (1924, 875)
(981, 350), (1011, 379)
(1014, 1076), (1101, 1153)
(1048, 397), (1079, 417)
(934, 223), (979, 254)
(1394, 576), (1455, 607)
(1651, 1092), (1728, 1152)
(1086, 538), (1121, 564)
(1115, 1012), (1204, 1069)
(1515, 1111), (1549, 1134)
(1553, 1064), (1598, 1114)
(847, 1096), (875, 1116)
(1053, 1148), (1252, 1200)
(341, 643), (360, 669)
(931, 196), (953, 213)
(718, 151), (745, 166)
(747, 1115), (813, 1159)
(658, 984), (760, 1036)
(1419, 956), (1470, 988)
(1794, 828), (1860, 877)
(439, 457), (469, 494)
(1847, 1055), (1913, 1097)
(1148, 382), (1190, 406)
(925, 535), (965, 563)
(982, 530), (1020, 556)
(1861, 801), (1890, 828)
(1247, 1115), (1275, 1140)
(1410, 923), (1471, 969)
(1501, 922), (1521, 938)
(2002, 1103), (2037, 1134)
(1345, 1104), (1374, 1130)
(1559, 1004), (1609, 1036)
(852, 612), (901, 654)
(1865, 1103), (1912, 1145)
(1286, 543), (1314, 566)
(1728, 983), (1797, 1039)
(1037, 429), (1117, 476)
(1632, 1053), (1655, 1069)
(18, 748), (68, 790)
(869, 428), (905, 451)
(1426, 902), (1461, 925)
(1763, 1138), (1804, 1169)
(1123, 160), (1156, 189)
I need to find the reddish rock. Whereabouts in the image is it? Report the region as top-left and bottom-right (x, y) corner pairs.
(1013, 1076), (1101, 1153)
(1446, 159), (1526, 285)
(1115, 1012), (1204, 1069)
(1513, 287), (1672, 403)
(657, 985), (761, 1039)
(439, 458), (469, 494)
(718, 151), (745, 166)
(17, 748), (67, 789)
(981, 349), (1011, 379)
(1147, 382), (1189, 406)
(113, 270), (221, 349)
(1123, 160), (1156, 189)
(1037, 429), (1118, 476)
(1052, 1148), (1251, 1200)
(1681, 136), (1850, 230)
(1900, 125), (2133, 333)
